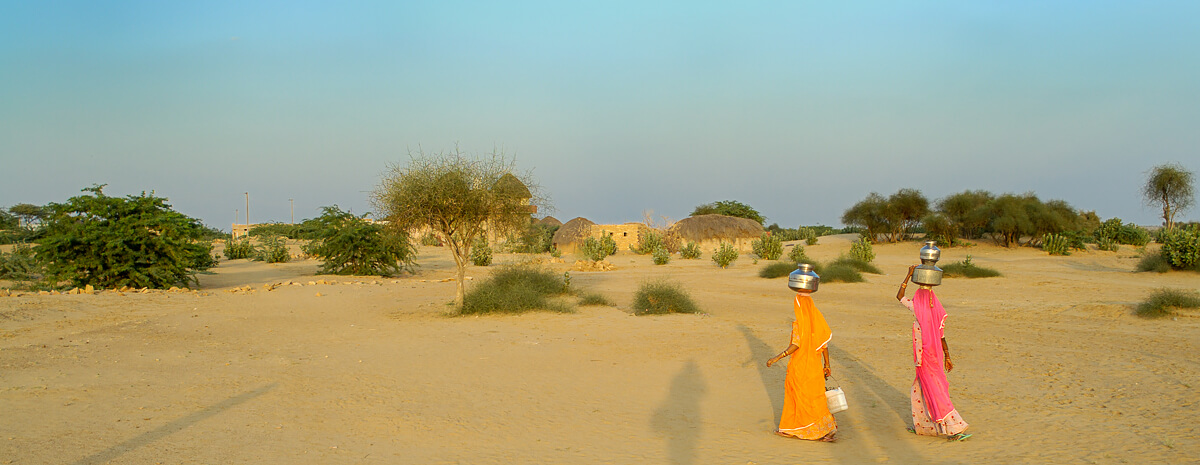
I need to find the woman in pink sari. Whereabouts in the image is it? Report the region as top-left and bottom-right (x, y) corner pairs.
(896, 265), (971, 441)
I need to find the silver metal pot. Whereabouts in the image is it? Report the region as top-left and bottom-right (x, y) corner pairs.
(911, 264), (943, 286)
(919, 240), (941, 264)
(788, 263), (820, 293)
(913, 241), (943, 286)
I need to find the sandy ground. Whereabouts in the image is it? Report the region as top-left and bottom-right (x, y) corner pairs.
(2, 235), (1198, 464)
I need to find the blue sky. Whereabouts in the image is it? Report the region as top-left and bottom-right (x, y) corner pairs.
(2, 1), (1197, 229)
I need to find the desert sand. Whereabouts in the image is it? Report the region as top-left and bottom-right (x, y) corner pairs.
(2, 235), (1198, 464)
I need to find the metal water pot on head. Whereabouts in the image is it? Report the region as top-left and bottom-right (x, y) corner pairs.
(911, 241), (943, 286)
(788, 263), (820, 293)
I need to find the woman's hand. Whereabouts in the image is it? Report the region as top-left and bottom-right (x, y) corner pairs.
(944, 356), (954, 373)
(766, 356), (778, 367)
(897, 264), (917, 300)
(823, 365), (831, 379)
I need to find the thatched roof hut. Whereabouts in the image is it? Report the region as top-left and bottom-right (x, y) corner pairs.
(551, 217), (596, 252)
(537, 216), (563, 227)
(667, 214), (763, 252)
(492, 173), (532, 199)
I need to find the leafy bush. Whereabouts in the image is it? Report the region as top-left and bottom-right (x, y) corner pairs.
(36, 185), (216, 289)
(1135, 288), (1200, 318)
(224, 238), (254, 259)
(248, 223), (301, 239)
(579, 292), (614, 306)
(506, 222), (559, 254)
(829, 256), (882, 274)
(1136, 251), (1171, 273)
(849, 237), (875, 263)
(941, 255), (1002, 278)
(679, 241), (702, 259)
(302, 206), (415, 276)
(470, 236), (493, 266)
(631, 280), (701, 315)
(0, 243), (42, 281)
(631, 229), (665, 255)
(1120, 226), (1151, 247)
(1042, 233), (1070, 256)
(800, 227), (819, 245)
(1094, 218), (1151, 246)
(691, 200), (764, 225)
(759, 261), (795, 279)
(420, 233), (443, 246)
(751, 232), (783, 260)
(1159, 226), (1200, 270)
(1059, 230), (1090, 251)
(652, 246), (671, 265)
(1096, 236), (1119, 252)
(579, 233), (617, 262)
(712, 242), (739, 268)
(254, 235), (291, 263)
(787, 244), (811, 264)
(460, 266), (571, 315)
(818, 263), (864, 283)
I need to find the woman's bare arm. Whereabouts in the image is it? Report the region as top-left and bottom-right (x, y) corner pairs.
(896, 265), (917, 301)
(942, 337), (953, 372)
(767, 343), (800, 367)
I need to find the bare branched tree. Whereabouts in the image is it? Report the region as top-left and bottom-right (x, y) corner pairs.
(373, 148), (541, 306)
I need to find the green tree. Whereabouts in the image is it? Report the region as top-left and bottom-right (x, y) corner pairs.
(842, 189), (928, 243)
(373, 149), (540, 306)
(36, 185), (216, 289)
(303, 206), (416, 276)
(886, 188), (930, 242)
(936, 190), (993, 239)
(841, 193), (890, 243)
(0, 209), (17, 230)
(691, 200), (765, 225)
(8, 203), (46, 230)
(1142, 163), (1195, 230)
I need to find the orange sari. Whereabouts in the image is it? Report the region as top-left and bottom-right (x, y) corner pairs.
(777, 294), (837, 439)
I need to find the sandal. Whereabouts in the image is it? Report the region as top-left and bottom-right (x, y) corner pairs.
(819, 433), (837, 443)
(949, 433), (972, 442)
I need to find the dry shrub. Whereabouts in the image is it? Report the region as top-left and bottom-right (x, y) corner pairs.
(1135, 288), (1200, 318)
(460, 266), (571, 315)
(632, 280), (700, 315)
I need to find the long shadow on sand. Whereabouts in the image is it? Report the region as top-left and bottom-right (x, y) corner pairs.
(651, 360), (707, 465)
(71, 383), (278, 465)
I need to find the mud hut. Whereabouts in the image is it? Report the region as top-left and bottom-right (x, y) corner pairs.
(667, 214), (763, 253)
(551, 217), (596, 254)
(537, 216), (563, 227)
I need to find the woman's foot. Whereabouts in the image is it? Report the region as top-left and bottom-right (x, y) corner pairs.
(774, 430), (792, 438)
(906, 427), (916, 434)
(948, 433), (972, 442)
(819, 433), (837, 443)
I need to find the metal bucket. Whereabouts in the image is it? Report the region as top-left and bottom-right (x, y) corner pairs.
(912, 264), (943, 286)
(919, 240), (941, 264)
(788, 263), (820, 293)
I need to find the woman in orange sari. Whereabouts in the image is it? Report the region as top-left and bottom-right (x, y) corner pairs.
(766, 291), (836, 442)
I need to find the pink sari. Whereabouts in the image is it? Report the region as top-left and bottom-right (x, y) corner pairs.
(901, 288), (968, 436)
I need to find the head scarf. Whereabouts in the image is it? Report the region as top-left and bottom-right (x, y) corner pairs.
(793, 294), (832, 353)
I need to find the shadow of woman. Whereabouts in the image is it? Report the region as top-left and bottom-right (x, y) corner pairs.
(737, 324), (785, 422)
(651, 359), (708, 465)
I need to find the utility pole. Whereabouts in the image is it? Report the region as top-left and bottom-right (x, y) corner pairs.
(244, 192), (250, 225)
(290, 198), (294, 225)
